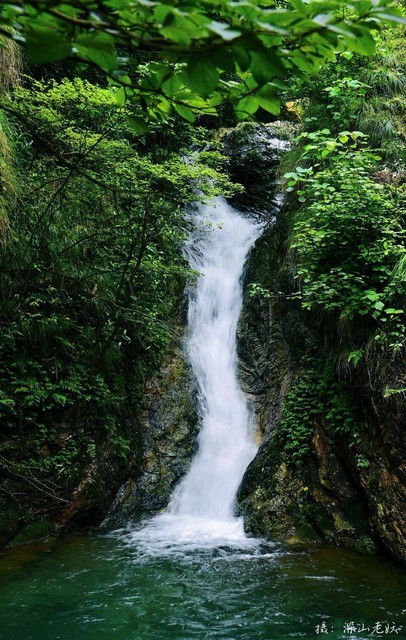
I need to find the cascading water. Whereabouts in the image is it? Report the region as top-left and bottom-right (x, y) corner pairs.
(169, 198), (262, 518)
(122, 197), (264, 553)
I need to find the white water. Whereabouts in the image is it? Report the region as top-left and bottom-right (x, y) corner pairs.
(120, 197), (264, 554)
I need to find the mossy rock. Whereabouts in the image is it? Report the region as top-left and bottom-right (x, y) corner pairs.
(8, 520), (56, 547)
(103, 348), (199, 528)
(0, 506), (21, 547)
(352, 536), (377, 555)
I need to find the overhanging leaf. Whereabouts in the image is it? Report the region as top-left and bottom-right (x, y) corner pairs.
(75, 31), (118, 72)
(257, 87), (280, 114)
(186, 57), (220, 97)
(26, 26), (71, 64)
(173, 103), (196, 122)
(126, 116), (149, 134)
(236, 95), (259, 119)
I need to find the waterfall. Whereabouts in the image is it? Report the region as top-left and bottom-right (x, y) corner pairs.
(169, 198), (263, 519)
(122, 197), (264, 553)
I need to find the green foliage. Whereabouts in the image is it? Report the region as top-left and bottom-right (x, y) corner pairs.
(248, 282), (271, 299)
(275, 29), (405, 466)
(0, 77), (232, 493)
(278, 367), (363, 461)
(288, 138), (405, 354)
(290, 25), (406, 164)
(278, 375), (322, 460)
(0, 0), (404, 123)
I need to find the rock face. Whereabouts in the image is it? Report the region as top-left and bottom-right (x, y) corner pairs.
(221, 121), (405, 563)
(222, 121), (294, 214)
(236, 209), (406, 562)
(103, 346), (198, 528)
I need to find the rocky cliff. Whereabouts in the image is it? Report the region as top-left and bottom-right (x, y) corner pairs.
(231, 124), (405, 563)
(237, 216), (405, 561)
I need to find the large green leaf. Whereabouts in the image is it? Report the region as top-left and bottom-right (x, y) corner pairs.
(207, 20), (241, 41)
(26, 25), (71, 64)
(236, 95), (259, 119)
(256, 86), (280, 114)
(75, 32), (118, 72)
(186, 57), (220, 97)
(250, 50), (285, 84)
(126, 116), (149, 134)
(343, 26), (376, 55)
(173, 103), (196, 122)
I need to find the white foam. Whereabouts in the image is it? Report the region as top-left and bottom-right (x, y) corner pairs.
(119, 513), (262, 557)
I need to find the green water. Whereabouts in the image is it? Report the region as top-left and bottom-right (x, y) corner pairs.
(0, 535), (404, 640)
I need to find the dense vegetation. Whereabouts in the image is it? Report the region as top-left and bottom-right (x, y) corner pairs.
(275, 30), (405, 463)
(0, 62), (233, 539)
(0, 0), (404, 549)
(0, 0), (404, 125)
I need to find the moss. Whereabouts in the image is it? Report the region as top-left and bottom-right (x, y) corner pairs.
(8, 520), (56, 547)
(0, 505), (21, 546)
(291, 521), (323, 544)
(352, 536), (377, 555)
(332, 513), (354, 533)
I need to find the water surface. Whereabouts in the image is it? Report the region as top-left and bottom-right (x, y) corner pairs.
(0, 534), (404, 640)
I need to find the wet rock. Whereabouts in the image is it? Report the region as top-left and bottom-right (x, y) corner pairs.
(7, 519), (56, 547)
(56, 459), (99, 528)
(221, 121), (295, 212)
(358, 441), (406, 560)
(237, 208), (405, 561)
(102, 347), (198, 528)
